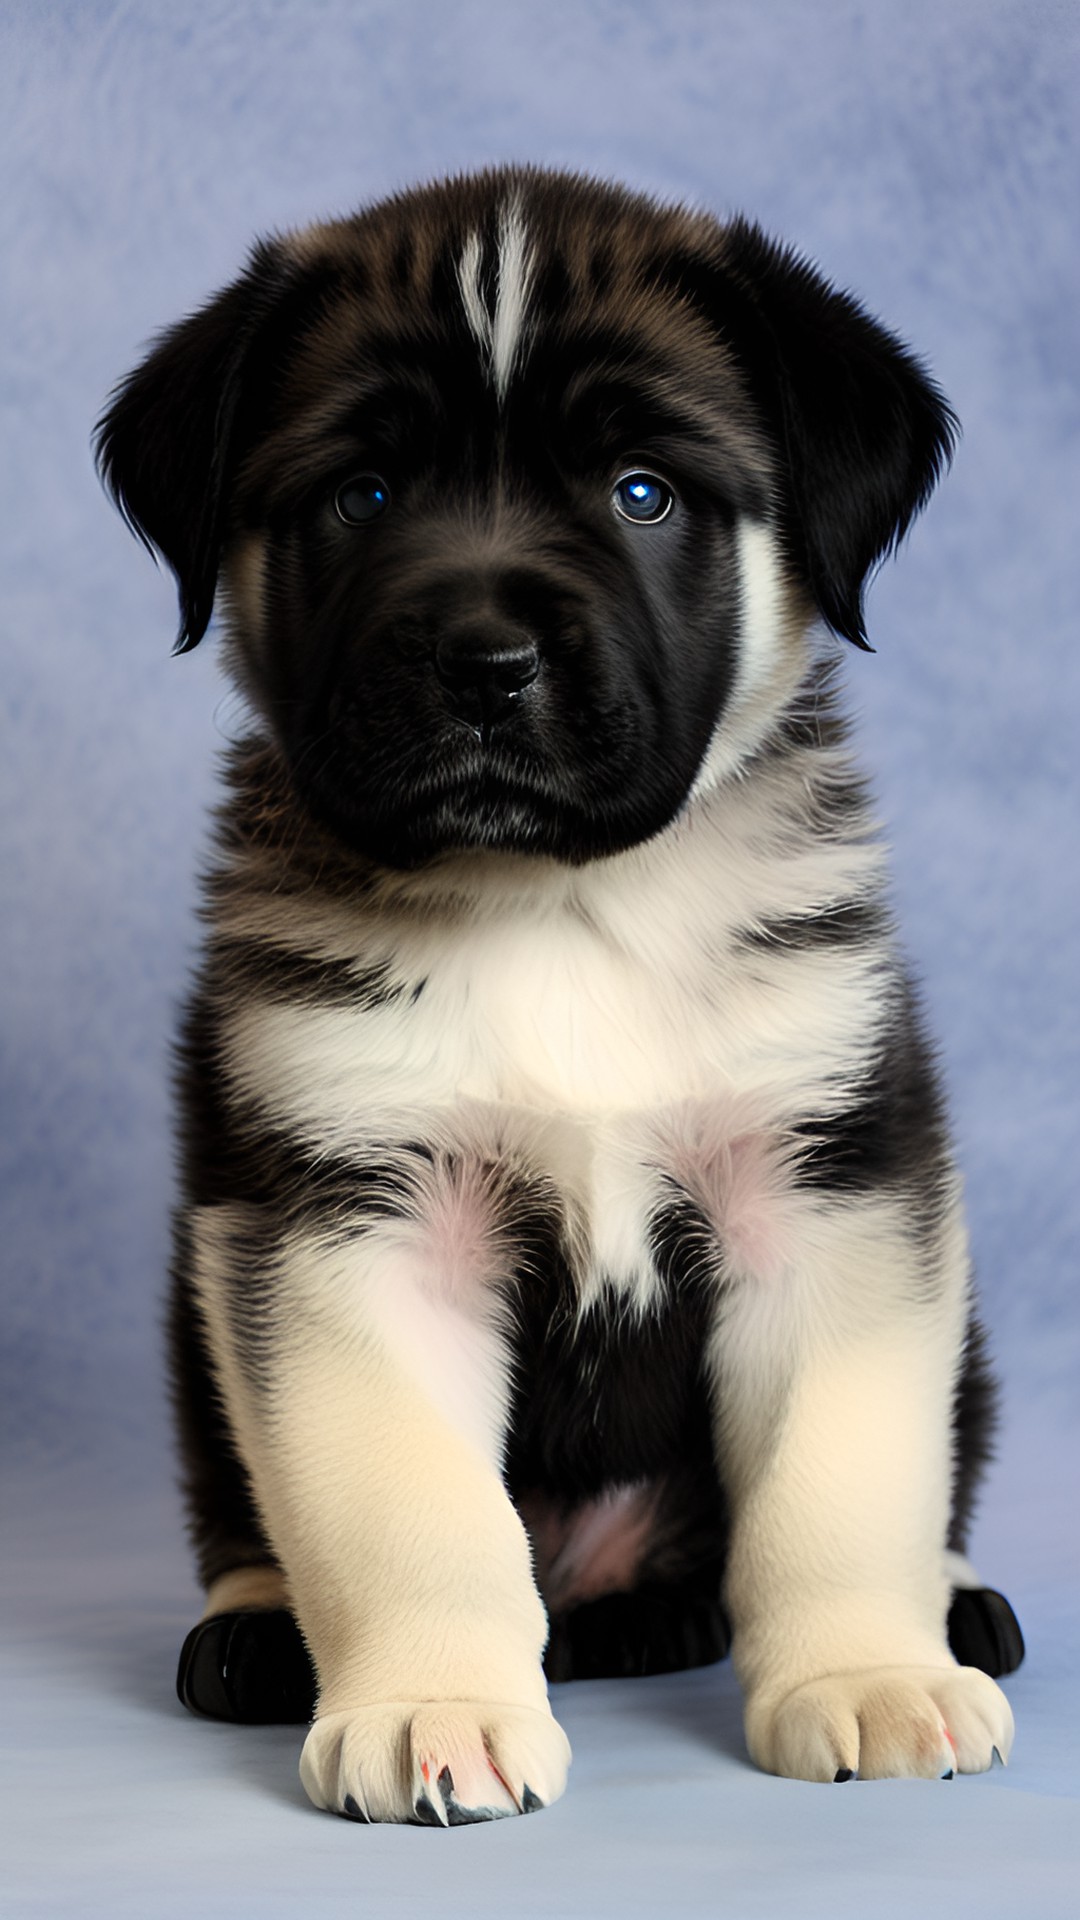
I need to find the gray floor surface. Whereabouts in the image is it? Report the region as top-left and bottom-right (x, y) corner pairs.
(4, 1426), (1077, 1920)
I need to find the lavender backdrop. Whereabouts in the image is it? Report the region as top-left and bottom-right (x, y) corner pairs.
(2, 3), (1078, 1914)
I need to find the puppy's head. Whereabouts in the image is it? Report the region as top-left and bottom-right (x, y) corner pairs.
(97, 167), (955, 868)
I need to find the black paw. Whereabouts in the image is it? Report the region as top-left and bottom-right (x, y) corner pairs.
(946, 1587), (1025, 1678)
(176, 1608), (316, 1724)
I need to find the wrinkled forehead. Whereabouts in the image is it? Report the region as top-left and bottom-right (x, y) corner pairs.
(247, 187), (774, 511)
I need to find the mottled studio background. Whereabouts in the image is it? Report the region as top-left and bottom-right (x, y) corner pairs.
(2, 2), (1078, 1914)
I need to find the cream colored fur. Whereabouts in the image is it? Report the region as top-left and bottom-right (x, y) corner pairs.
(203, 1565), (290, 1618)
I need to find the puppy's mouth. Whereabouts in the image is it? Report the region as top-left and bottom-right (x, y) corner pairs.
(290, 716), (587, 866)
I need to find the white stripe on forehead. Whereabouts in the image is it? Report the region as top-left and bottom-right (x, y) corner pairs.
(456, 199), (533, 401)
(457, 229), (490, 357)
(491, 200), (532, 397)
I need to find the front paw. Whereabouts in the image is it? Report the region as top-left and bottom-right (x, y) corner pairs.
(300, 1700), (571, 1824)
(747, 1665), (1014, 1782)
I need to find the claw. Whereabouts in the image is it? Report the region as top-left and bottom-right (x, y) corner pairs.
(412, 1790), (450, 1828)
(412, 1761), (451, 1829)
(833, 1768), (856, 1783)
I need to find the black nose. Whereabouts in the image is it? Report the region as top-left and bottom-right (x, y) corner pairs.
(434, 624), (540, 728)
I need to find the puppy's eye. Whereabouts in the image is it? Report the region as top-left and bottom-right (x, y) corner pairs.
(334, 474), (391, 525)
(611, 471), (674, 525)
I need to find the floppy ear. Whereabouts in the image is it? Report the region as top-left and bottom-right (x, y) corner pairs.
(95, 241), (297, 652)
(715, 219), (958, 648)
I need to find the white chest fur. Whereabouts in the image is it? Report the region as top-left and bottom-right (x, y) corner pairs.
(217, 766), (889, 1301)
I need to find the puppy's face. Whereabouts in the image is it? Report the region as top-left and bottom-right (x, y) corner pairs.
(98, 169), (955, 868)
(226, 193), (780, 867)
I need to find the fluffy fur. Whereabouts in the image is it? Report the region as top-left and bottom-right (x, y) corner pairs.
(97, 165), (1020, 1823)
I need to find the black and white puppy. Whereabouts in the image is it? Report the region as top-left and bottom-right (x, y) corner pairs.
(98, 166), (1023, 1824)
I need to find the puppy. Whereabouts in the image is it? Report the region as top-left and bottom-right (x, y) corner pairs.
(98, 166), (1023, 1823)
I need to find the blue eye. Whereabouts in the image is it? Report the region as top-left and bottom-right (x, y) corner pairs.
(612, 470), (674, 525)
(335, 474), (391, 525)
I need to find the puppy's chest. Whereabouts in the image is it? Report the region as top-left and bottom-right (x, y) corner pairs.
(436, 920), (718, 1111)
(217, 882), (882, 1300)
(221, 885), (879, 1151)
(230, 915), (762, 1126)
(219, 748), (887, 1140)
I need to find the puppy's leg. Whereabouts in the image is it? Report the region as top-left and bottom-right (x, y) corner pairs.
(189, 1184), (569, 1824)
(170, 1241), (318, 1724)
(169, 1251), (278, 1589)
(714, 1188), (1015, 1781)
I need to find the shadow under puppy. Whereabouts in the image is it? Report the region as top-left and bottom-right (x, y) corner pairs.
(97, 166), (1023, 1824)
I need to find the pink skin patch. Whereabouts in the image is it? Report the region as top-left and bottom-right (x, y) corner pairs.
(414, 1158), (508, 1312)
(520, 1482), (664, 1613)
(660, 1103), (800, 1285)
